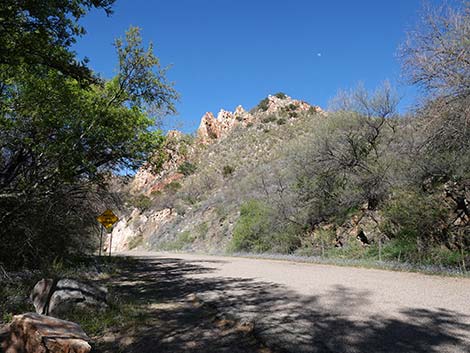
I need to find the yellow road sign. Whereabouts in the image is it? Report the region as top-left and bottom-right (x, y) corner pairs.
(97, 209), (119, 229)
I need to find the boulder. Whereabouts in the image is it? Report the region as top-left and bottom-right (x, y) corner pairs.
(1, 313), (91, 353)
(31, 278), (107, 318)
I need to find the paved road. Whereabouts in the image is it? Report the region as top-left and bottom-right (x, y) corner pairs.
(123, 251), (470, 353)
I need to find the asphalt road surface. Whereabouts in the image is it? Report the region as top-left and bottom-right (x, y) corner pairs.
(123, 251), (470, 353)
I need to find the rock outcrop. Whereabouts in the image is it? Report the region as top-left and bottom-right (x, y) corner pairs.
(335, 206), (385, 247)
(31, 279), (108, 318)
(258, 94), (320, 115)
(2, 313), (91, 353)
(196, 106), (255, 144)
(196, 95), (321, 144)
(109, 207), (176, 253)
(131, 130), (189, 195)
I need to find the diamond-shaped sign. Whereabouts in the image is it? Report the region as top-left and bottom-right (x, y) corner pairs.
(97, 209), (119, 229)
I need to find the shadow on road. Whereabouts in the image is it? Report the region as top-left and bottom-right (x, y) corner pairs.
(97, 255), (470, 353)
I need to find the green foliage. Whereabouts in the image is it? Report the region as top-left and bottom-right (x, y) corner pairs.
(165, 181), (182, 192)
(256, 97), (270, 112)
(196, 222), (209, 240)
(222, 165), (235, 178)
(178, 161), (197, 176)
(277, 118), (287, 125)
(0, 0), (115, 83)
(274, 92), (287, 99)
(262, 115), (277, 124)
(60, 290), (151, 337)
(160, 231), (194, 251)
(230, 200), (302, 254)
(131, 195), (153, 210)
(230, 200), (274, 253)
(0, 16), (178, 267)
(382, 191), (448, 246)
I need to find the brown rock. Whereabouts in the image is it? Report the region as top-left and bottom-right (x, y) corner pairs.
(2, 313), (91, 353)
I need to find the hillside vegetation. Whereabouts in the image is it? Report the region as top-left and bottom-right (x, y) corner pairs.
(109, 3), (470, 272)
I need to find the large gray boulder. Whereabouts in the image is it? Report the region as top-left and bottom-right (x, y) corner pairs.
(31, 278), (108, 318)
(1, 313), (91, 353)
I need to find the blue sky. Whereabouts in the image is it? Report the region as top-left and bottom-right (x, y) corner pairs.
(74, 0), (440, 133)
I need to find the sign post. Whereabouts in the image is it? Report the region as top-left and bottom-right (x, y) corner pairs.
(96, 209), (119, 257)
(99, 225), (103, 257)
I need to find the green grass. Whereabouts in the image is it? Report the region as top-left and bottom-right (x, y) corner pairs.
(61, 292), (151, 337)
(159, 231), (195, 251)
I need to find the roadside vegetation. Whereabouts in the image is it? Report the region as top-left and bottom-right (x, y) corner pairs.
(129, 2), (470, 273)
(0, 1), (178, 269)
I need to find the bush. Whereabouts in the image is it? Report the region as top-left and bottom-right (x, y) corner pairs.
(160, 231), (194, 250)
(228, 200), (302, 253)
(230, 200), (273, 253)
(381, 190), (448, 247)
(277, 118), (287, 125)
(262, 115), (277, 124)
(222, 165), (235, 178)
(165, 181), (182, 192)
(131, 195), (152, 210)
(274, 92), (287, 99)
(256, 97), (270, 112)
(178, 161), (197, 176)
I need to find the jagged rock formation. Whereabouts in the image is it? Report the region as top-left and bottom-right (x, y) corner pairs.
(197, 105), (255, 144)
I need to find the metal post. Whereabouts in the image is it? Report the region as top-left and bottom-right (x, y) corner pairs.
(109, 229), (112, 257)
(99, 225), (103, 257)
(378, 236), (382, 262)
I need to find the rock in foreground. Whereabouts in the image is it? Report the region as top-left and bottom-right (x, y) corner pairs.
(31, 278), (108, 318)
(1, 313), (91, 353)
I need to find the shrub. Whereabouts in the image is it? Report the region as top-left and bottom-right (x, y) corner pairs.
(262, 115), (277, 124)
(222, 165), (235, 178)
(165, 181), (182, 192)
(177, 161), (197, 176)
(256, 97), (270, 112)
(160, 231), (194, 250)
(274, 92), (287, 99)
(277, 118), (287, 125)
(381, 190), (448, 246)
(229, 200), (273, 253)
(131, 195), (152, 210)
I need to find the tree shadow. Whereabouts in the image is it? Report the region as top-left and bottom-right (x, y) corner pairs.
(96, 255), (470, 353)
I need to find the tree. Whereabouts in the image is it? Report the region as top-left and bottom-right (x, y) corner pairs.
(400, 1), (470, 181)
(0, 0), (115, 83)
(0, 24), (178, 268)
(400, 1), (470, 101)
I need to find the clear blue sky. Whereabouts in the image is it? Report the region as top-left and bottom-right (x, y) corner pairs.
(74, 0), (441, 133)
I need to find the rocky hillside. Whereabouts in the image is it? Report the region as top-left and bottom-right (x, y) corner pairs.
(107, 91), (469, 270)
(108, 93), (322, 252)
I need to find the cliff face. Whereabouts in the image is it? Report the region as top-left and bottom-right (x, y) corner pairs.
(108, 94), (323, 253)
